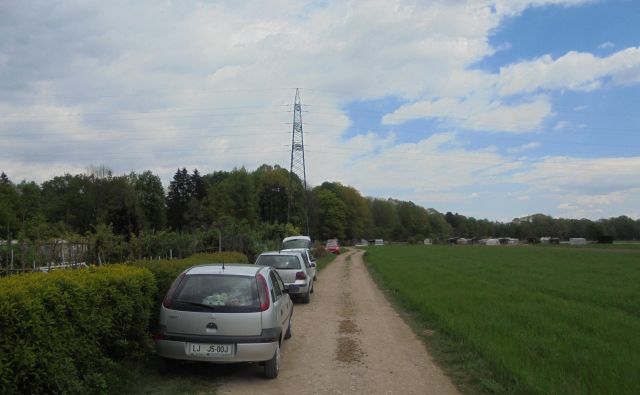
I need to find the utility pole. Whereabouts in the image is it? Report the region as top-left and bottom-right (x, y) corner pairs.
(287, 88), (310, 235)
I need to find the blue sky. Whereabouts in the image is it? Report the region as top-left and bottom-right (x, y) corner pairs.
(1, 0), (639, 221)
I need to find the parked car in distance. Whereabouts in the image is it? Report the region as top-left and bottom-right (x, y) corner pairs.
(326, 238), (340, 254)
(255, 251), (314, 303)
(155, 264), (293, 379)
(282, 235), (312, 249)
(281, 247), (317, 281)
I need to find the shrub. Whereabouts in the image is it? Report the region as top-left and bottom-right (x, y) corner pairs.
(0, 265), (156, 394)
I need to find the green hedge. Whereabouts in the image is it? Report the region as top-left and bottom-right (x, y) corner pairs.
(0, 265), (156, 394)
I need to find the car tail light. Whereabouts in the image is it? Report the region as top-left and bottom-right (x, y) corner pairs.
(162, 271), (187, 309)
(295, 271), (307, 280)
(152, 332), (165, 341)
(257, 273), (270, 311)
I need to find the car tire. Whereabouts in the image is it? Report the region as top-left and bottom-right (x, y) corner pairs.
(301, 289), (311, 304)
(264, 343), (280, 379)
(284, 316), (292, 339)
(310, 281), (314, 294)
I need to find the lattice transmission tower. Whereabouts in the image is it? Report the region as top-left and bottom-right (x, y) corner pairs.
(287, 88), (310, 235)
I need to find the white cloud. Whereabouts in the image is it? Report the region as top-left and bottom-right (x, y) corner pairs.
(599, 41), (615, 49)
(507, 142), (541, 154)
(553, 121), (569, 130)
(497, 47), (640, 96)
(383, 96), (552, 133)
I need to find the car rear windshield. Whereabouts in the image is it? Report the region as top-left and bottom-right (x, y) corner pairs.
(171, 274), (260, 313)
(282, 239), (311, 249)
(256, 255), (301, 270)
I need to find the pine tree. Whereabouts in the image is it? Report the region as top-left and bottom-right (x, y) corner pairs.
(0, 172), (10, 185)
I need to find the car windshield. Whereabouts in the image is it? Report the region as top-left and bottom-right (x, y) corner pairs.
(256, 255), (301, 270)
(282, 239), (311, 249)
(172, 274), (260, 312)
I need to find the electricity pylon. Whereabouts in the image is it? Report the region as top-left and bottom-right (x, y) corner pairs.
(287, 88), (309, 235)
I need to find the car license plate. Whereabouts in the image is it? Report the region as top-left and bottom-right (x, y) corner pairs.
(186, 343), (233, 357)
(287, 285), (299, 292)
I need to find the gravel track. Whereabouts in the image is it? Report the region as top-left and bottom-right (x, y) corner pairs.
(217, 248), (460, 394)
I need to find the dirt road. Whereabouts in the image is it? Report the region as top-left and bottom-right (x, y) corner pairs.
(217, 249), (460, 394)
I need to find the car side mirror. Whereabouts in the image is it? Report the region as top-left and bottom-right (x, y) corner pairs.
(310, 263), (316, 267)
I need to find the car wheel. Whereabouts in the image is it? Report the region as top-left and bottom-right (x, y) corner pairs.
(301, 289), (310, 304)
(264, 343), (280, 379)
(284, 316), (292, 339)
(310, 281), (314, 294)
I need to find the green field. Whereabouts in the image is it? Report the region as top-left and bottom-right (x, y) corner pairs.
(363, 245), (640, 395)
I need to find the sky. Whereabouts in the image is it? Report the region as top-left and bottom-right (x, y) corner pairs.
(1, 0), (639, 222)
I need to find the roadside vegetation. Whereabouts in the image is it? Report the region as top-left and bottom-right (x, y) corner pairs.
(2, 167), (639, 275)
(363, 244), (640, 394)
(0, 253), (245, 395)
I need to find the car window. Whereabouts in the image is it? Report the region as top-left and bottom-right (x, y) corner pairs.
(273, 270), (286, 292)
(269, 270), (282, 300)
(171, 274), (260, 312)
(282, 239), (311, 249)
(299, 253), (310, 267)
(256, 255), (301, 269)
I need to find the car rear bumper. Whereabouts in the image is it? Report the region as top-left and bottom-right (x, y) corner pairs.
(285, 282), (309, 295)
(157, 339), (278, 363)
(156, 328), (281, 363)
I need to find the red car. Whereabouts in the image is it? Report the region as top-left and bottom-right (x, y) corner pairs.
(325, 239), (340, 254)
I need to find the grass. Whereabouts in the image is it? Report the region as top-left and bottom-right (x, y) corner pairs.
(535, 243), (640, 250)
(363, 245), (640, 395)
(109, 359), (220, 395)
(316, 251), (338, 271)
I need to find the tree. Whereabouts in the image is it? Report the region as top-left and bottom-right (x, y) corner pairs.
(369, 198), (400, 240)
(41, 174), (93, 234)
(133, 171), (166, 231)
(166, 168), (191, 230)
(0, 172), (10, 185)
(313, 187), (347, 240)
(254, 164), (289, 224)
(0, 174), (20, 239)
(319, 182), (370, 240)
(397, 201), (430, 241)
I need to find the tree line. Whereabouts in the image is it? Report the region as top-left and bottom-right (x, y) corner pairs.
(1, 165), (639, 266)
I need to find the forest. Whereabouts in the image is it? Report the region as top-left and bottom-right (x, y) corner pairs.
(1, 164), (639, 268)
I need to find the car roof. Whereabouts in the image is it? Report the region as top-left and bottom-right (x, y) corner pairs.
(186, 264), (266, 276)
(258, 250), (304, 258)
(281, 248), (309, 253)
(282, 235), (311, 242)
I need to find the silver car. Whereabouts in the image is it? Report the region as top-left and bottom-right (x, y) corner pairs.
(255, 251), (314, 303)
(154, 264), (293, 379)
(281, 248), (317, 281)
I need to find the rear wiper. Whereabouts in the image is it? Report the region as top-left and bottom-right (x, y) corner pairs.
(175, 300), (217, 309)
